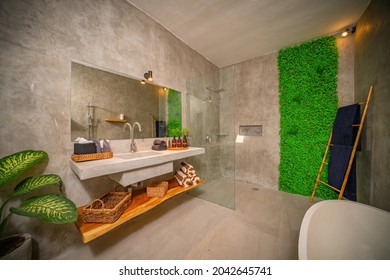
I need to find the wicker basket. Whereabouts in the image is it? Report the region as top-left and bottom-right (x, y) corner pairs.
(71, 152), (113, 162)
(147, 181), (169, 198)
(82, 191), (132, 223)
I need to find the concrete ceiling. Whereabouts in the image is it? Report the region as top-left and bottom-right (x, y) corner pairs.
(128, 0), (370, 68)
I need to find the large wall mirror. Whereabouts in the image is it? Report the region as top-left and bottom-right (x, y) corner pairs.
(71, 62), (182, 141)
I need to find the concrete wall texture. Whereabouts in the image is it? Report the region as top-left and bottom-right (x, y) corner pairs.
(230, 35), (354, 190)
(232, 52), (280, 188)
(354, 0), (390, 212)
(0, 0), (217, 259)
(0, 0), (388, 260)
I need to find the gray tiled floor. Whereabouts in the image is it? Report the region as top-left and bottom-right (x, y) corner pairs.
(55, 180), (314, 260)
(189, 177), (235, 209)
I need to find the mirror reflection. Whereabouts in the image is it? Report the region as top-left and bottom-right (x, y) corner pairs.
(70, 62), (181, 140)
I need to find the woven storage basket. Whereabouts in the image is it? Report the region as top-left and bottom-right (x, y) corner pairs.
(82, 191), (132, 223)
(147, 181), (169, 198)
(71, 152), (113, 162)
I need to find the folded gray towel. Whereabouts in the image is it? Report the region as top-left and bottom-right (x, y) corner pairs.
(102, 140), (111, 152)
(93, 139), (102, 153)
(151, 143), (167, 150)
(153, 139), (166, 145)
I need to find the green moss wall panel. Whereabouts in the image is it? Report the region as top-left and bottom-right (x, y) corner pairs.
(167, 89), (182, 136)
(278, 36), (339, 199)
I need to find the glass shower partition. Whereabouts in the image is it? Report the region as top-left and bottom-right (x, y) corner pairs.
(185, 68), (235, 209)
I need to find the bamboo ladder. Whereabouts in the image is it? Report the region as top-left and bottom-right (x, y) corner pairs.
(310, 85), (374, 203)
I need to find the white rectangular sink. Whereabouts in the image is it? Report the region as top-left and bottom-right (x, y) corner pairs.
(115, 151), (161, 160)
(69, 147), (205, 181)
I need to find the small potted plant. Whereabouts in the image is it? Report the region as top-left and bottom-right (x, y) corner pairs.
(0, 150), (78, 259)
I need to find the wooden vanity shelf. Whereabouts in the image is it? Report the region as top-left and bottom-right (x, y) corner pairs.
(75, 177), (205, 243)
(105, 118), (127, 123)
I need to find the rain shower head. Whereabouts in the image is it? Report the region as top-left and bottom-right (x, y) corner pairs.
(206, 86), (225, 93)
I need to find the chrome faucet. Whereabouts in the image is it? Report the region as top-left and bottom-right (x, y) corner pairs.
(123, 122), (142, 152)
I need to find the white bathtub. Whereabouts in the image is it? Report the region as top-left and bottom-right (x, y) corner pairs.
(298, 200), (390, 259)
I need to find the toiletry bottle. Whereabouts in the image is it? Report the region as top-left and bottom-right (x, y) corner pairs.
(172, 135), (177, 148)
(177, 135), (182, 148)
(183, 134), (188, 148)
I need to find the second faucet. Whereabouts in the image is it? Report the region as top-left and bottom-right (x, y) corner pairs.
(124, 122), (142, 152)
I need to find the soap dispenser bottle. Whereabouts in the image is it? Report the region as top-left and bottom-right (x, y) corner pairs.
(183, 134), (188, 148)
(177, 135), (182, 148)
(172, 135), (177, 148)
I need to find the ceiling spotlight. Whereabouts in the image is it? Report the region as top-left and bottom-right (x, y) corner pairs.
(144, 70), (153, 81)
(341, 26), (356, 37)
(140, 79), (146, 84)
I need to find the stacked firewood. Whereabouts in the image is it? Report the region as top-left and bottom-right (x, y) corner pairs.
(174, 161), (200, 188)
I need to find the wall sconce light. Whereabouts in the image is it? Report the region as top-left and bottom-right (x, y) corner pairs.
(144, 70), (153, 81)
(140, 79), (146, 84)
(341, 26), (356, 37)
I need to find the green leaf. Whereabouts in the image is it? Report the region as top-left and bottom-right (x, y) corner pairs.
(10, 194), (78, 224)
(12, 174), (62, 198)
(0, 150), (48, 188)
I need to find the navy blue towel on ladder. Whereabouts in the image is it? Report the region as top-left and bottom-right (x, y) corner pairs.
(328, 145), (356, 201)
(328, 104), (361, 201)
(331, 104), (361, 149)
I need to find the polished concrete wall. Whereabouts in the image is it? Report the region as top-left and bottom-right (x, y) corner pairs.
(230, 36), (354, 190)
(354, 0), (390, 211)
(0, 0), (362, 260)
(0, 0), (217, 259)
(232, 52), (280, 188)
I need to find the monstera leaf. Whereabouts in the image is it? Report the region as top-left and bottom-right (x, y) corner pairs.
(0, 150), (48, 188)
(10, 194), (78, 224)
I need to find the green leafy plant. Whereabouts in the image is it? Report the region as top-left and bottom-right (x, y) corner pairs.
(0, 150), (78, 237)
(169, 127), (182, 137)
(182, 127), (190, 136)
(277, 36), (339, 200)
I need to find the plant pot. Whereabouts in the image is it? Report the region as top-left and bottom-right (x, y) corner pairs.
(0, 233), (32, 260)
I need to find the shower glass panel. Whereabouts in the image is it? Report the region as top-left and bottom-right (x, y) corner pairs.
(185, 68), (235, 209)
